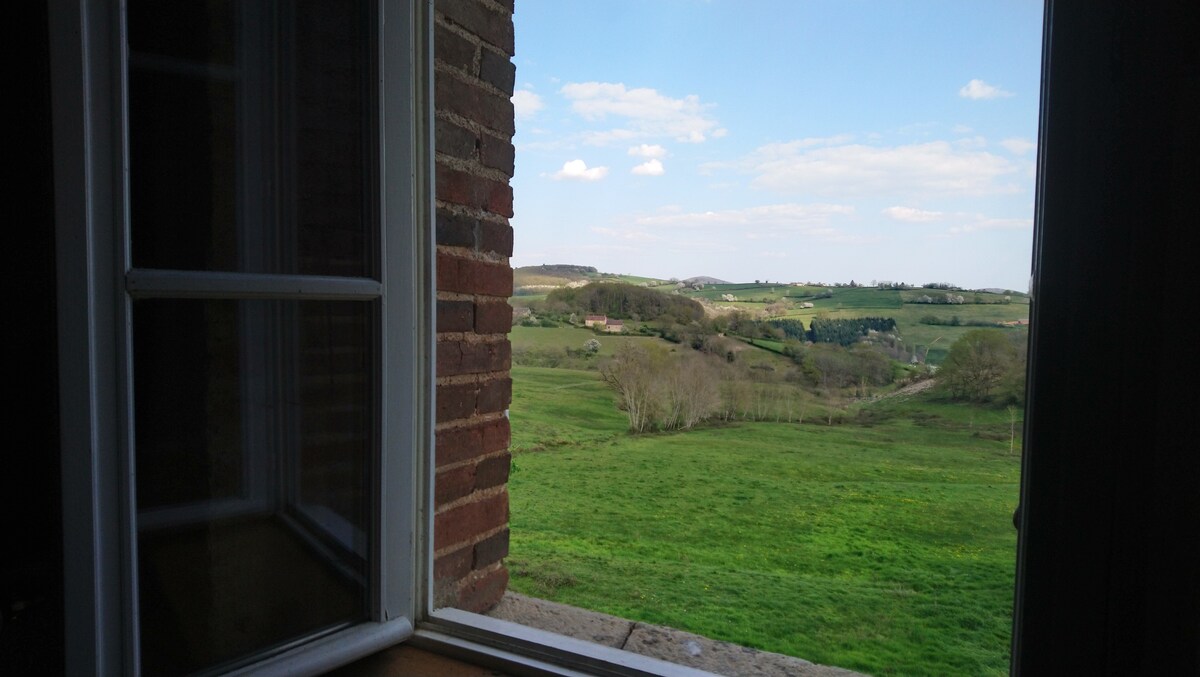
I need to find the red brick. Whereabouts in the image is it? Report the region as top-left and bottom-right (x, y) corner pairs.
(474, 300), (513, 334)
(434, 544), (473, 583)
(434, 22), (477, 73)
(436, 164), (513, 217)
(479, 47), (515, 94)
(472, 528), (509, 568)
(436, 208), (477, 248)
(441, 340), (511, 379)
(475, 452), (510, 490)
(477, 377), (511, 414)
(480, 221), (513, 256)
(481, 416), (510, 453)
(440, 340), (509, 377)
(435, 491), (508, 549)
(486, 183), (513, 217)
(437, 299), (474, 333)
(472, 340), (510, 372)
(437, 251), (513, 296)
(436, 424), (484, 467)
(436, 0), (514, 56)
(436, 418), (510, 467)
(480, 132), (514, 177)
(456, 566), (509, 613)
(436, 381), (478, 422)
(435, 75), (516, 137)
(437, 340), (461, 375)
(439, 341), (466, 374)
(435, 117), (479, 163)
(436, 463), (476, 505)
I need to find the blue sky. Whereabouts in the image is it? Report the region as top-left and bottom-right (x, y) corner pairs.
(508, 1), (1044, 291)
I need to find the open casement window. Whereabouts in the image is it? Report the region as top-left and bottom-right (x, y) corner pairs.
(51, 1), (432, 674)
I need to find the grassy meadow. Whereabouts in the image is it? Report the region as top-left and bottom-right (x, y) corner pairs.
(511, 272), (1029, 364)
(676, 284), (1029, 364)
(506, 365), (1020, 677)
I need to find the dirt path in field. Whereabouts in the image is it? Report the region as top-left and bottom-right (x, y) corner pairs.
(874, 378), (937, 401)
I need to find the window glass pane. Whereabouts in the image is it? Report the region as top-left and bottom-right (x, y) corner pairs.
(127, 0), (373, 277)
(133, 298), (374, 674)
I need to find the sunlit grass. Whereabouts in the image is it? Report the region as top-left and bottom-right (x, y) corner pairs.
(507, 366), (1019, 677)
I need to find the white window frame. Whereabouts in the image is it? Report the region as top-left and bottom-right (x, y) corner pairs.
(54, 2), (807, 675)
(50, 0), (434, 674)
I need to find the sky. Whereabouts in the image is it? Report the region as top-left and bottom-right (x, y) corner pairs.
(508, 1), (1044, 291)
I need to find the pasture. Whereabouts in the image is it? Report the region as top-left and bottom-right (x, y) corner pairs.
(676, 284), (1029, 363)
(507, 366), (1021, 676)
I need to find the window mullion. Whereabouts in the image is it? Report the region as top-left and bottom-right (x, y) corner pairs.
(126, 268), (383, 300)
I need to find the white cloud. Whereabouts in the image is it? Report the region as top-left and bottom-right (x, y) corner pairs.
(697, 135), (853, 175)
(945, 217), (1031, 235)
(954, 135), (989, 150)
(742, 140), (1019, 197)
(631, 159), (665, 176)
(754, 135), (856, 155)
(591, 227), (664, 242)
(512, 90), (544, 119)
(1000, 137), (1037, 155)
(560, 81), (724, 144)
(952, 124), (974, 134)
(629, 203), (868, 242)
(628, 144), (668, 158)
(552, 159), (608, 181)
(959, 79), (1014, 100)
(884, 206), (944, 222)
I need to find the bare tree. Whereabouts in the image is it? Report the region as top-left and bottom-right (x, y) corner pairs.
(1008, 405), (1020, 455)
(780, 385), (811, 424)
(795, 389), (809, 425)
(751, 382), (774, 421)
(599, 344), (660, 432)
(823, 389), (842, 426)
(674, 355), (721, 429)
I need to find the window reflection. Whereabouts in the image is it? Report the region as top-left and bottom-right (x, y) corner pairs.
(134, 299), (374, 674)
(127, 0), (372, 277)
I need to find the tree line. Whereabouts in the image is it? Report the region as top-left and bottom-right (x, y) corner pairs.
(935, 329), (1027, 405)
(545, 282), (705, 324)
(599, 344), (845, 433)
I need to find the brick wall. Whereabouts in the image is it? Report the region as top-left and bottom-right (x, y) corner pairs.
(432, 0), (516, 612)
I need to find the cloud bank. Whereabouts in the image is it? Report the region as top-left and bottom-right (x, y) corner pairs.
(628, 144), (668, 158)
(512, 90), (544, 119)
(883, 206), (944, 222)
(959, 79), (1013, 100)
(631, 159), (665, 176)
(561, 81), (725, 144)
(553, 159), (608, 181)
(744, 140), (1019, 197)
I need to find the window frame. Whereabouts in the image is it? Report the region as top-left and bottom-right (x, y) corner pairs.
(55, 1), (1128, 676)
(50, 0), (434, 674)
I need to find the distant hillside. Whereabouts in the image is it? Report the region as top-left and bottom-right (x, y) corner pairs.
(523, 264), (597, 278)
(513, 265), (601, 290)
(513, 264), (669, 293)
(682, 275), (730, 285)
(547, 282), (705, 324)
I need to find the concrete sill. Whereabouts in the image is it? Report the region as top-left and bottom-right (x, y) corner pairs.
(324, 593), (866, 677)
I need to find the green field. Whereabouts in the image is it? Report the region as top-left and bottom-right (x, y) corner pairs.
(511, 325), (675, 354)
(674, 284), (1028, 364)
(512, 279), (1028, 364)
(513, 265), (666, 291)
(507, 366), (1020, 676)
(511, 325), (807, 376)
